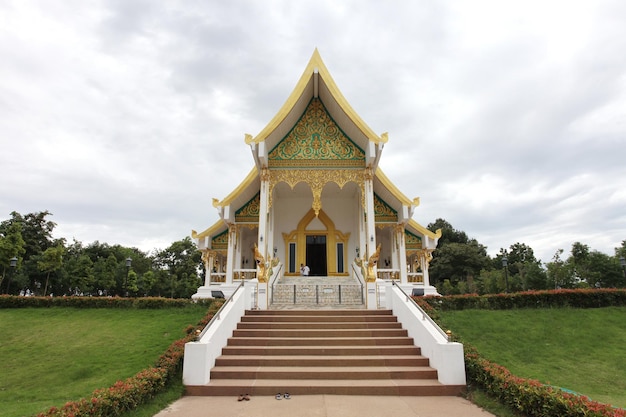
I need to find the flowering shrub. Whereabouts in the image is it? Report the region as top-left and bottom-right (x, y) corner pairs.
(465, 346), (625, 417)
(36, 307), (216, 416)
(0, 295), (213, 309)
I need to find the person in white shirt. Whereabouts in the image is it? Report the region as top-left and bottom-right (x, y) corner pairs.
(300, 264), (310, 276)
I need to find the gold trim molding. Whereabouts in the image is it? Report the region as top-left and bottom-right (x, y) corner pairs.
(269, 169), (365, 216)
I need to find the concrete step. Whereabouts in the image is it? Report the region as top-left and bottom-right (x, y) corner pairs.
(214, 355), (430, 367)
(236, 321), (403, 329)
(240, 314), (398, 323)
(221, 345), (423, 356)
(231, 328), (409, 338)
(245, 309), (391, 316)
(209, 366), (438, 380)
(186, 379), (465, 396)
(226, 336), (415, 346)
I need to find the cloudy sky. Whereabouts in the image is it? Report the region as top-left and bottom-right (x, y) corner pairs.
(1, 0), (625, 263)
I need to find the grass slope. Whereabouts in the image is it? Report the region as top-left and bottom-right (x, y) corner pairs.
(0, 306), (208, 417)
(439, 307), (626, 408)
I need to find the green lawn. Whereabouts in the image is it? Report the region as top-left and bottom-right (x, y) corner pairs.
(0, 306), (208, 417)
(439, 307), (626, 408)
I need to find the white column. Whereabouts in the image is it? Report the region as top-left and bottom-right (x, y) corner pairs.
(207, 250), (216, 285)
(258, 168), (270, 261)
(201, 249), (211, 286)
(225, 225), (236, 284)
(396, 224), (408, 283)
(364, 168), (376, 259)
(422, 248), (434, 287)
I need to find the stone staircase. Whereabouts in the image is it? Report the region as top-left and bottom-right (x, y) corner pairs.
(185, 309), (465, 396)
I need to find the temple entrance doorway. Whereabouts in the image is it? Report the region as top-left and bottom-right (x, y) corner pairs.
(306, 235), (327, 276)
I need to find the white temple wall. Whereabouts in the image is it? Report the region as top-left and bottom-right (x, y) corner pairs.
(271, 182), (362, 270)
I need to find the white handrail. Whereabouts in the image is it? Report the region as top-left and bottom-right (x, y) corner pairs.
(196, 280), (244, 340)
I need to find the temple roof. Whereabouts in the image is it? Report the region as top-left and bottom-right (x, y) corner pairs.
(193, 50), (438, 243)
(245, 49), (387, 154)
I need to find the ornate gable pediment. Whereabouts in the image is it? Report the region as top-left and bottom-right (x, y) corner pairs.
(405, 229), (423, 249)
(374, 193), (398, 222)
(268, 98), (365, 168)
(235, 193), (260, 223)
(211, 230), (229, 250)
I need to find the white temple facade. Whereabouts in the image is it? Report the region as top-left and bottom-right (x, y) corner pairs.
(192, 50), (440, 307)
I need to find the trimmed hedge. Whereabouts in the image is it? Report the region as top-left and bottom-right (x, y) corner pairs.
(0, 295), (212, 309)
(421, 288), (626, 311)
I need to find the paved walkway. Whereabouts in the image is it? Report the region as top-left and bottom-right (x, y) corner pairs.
(154, 395), (495, 417)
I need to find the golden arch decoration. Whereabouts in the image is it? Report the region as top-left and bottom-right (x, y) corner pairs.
(282, 208), (350, 277)
(268, 169), (365, 216)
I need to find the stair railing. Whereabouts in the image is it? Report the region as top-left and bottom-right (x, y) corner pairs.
(386, 280), (466, 386)
(391, 280), (450, 341)
(351, 261), (365, 304)
(269, 262), (284, 304)
(195, 280), (245, 341)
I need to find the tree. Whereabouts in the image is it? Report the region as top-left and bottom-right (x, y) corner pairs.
(429, 241), (490, 286)
(0, 211), (61, 291)
(494, 243), (546, 290)
(65, 254), (95, 295)
(427, 218), (469, 245)
(476, 268), (506, 294)
(0, 220), (26, 293)
(37, 245), (65, 296)
(152, 237), (202, 298)
(93, 254), (119, 295)
(546, 249), (575, 289)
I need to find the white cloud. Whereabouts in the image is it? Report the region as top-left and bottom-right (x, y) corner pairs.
(1, 0), (625, 264)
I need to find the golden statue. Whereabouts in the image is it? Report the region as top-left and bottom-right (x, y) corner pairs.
(355, 243), (381, 283)
(253, 244), (267, 283)
(366, 243), (381, 282)
(253, 244), (280, 283)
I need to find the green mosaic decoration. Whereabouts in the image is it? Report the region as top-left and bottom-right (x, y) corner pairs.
(374, 193), (397, 222)
(269, 98), (365, 168)
(212, 230), (229, 250)
(405, 230), (423, 249)
(235, 192), (260, 223)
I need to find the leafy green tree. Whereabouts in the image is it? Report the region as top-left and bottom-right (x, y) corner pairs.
(0, 220), (26, 293)
(37, 245), (65, 296)
(494, 243), (546, 290)
(0, 211), (61, 291)
(429, 241), (490, 286)
(138, 270), (156, 296)
(126, 270), (139, 296)
(524, 261), (549, 290)
(476, 268), (505, 294)
(93, 254), (119, 294)
(588, 251), (624, 288)
(427, 218), (470, 245)
(546, 249), (576, 289)
(65, 254), (95, 295)
(152, 237), (202, 298)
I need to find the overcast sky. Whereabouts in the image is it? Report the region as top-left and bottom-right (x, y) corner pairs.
(1, 0), (625, 263)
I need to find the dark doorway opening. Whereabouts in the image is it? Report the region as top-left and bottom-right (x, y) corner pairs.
(306, 235), (327, 276)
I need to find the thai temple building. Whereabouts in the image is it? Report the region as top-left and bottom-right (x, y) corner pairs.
(191, 49), (441, 307)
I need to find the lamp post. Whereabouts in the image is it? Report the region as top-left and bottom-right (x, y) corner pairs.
(502, 255), (509, 293)
(620, 257), (626, 279)
(124, 257), (132, 297)
(5, 257), (17, 294)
